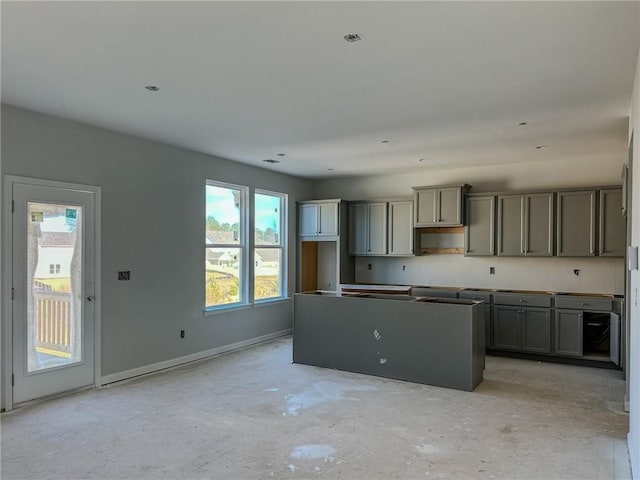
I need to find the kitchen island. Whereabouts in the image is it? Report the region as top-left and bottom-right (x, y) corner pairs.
(293, 291), (485, 391)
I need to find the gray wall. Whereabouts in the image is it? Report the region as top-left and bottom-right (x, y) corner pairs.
(1, 104), (313, 380)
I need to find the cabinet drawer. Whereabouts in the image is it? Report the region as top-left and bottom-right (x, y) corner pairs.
(554, 296), (612, 312)
(459, 291), (492, 303)
(493, 293), (552, 308)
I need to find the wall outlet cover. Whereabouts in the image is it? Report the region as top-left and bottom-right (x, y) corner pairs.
(118, 271), (131, 281)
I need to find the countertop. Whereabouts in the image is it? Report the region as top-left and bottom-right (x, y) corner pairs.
(340, 283), (622, 298)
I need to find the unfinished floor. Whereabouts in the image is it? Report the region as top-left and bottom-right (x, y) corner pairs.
(1, 336), (630, 479)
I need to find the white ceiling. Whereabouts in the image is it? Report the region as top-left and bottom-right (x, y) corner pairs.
(2, 1), (639, 179)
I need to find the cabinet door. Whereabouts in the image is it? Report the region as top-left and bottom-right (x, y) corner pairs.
(415, 189), (437, 225)
(599, 189), (625, 257)
(497, 195), (524, 256)
(348, 203), (368, 255)
(555, 309), (583, 357)
(299, 204), (319, 236)
(610, 312), (620, 365)
(388, 200), (414, 255)
(438, 187), (462, 224)
(367, 203), (388, 254)
(525, 193), (554, 256)
(484, 304), (492, 348)
(465, 196), (495, 256)
(493, 305), (522, 350)
(318, 202), (338, 236)
(557, 191), (596, 256)
(522, 307), (551, 354)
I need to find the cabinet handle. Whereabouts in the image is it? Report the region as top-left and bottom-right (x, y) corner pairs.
(519, 299), (525, 303)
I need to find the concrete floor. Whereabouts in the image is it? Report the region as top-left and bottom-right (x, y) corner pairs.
(1, 336), (631, 479)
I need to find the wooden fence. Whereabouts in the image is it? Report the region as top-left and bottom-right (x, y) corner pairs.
(34, 291), (72, 357)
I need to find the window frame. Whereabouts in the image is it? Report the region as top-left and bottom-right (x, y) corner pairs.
(205, 180), (249, 311)
(253, 189), (288, 303)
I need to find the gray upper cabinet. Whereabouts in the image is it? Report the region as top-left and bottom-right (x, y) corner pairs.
(599, 188), (625, 257)
(299, 200), (339, 237)
(388, 200), (414, 256)
(464, 195), (495, 256)
(497, 195), (523, 256)
(556, 190), (596, 256)
(413, 185), (469, 227)
(348, 203), (368, 254)
(348, 202), (387, 255)
(497, 192), (553, 256)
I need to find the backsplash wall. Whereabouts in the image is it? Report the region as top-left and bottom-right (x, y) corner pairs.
(355, 255), (625, 294)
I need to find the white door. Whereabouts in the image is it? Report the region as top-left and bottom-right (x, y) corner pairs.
(11, 181), (97, 404)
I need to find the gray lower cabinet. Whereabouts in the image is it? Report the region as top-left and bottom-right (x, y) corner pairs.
(522, 308), (552, 354)
(555, 309), (583, 357)
(464, 195), (495, 256)
(493, 305), (551, 354)
(493, 305), (522, 350)
(599, 188), (625, 257)
(556, 190), (596, 256)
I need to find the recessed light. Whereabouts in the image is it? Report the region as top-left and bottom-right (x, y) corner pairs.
(263, 159), (280, 164)
(344, 33), (362, 43)
(381, 140), (389, 144)
(277, 153), (285, 157)
(418, 158), (425, 162)
(145, 85), (159, 92)
(518, 121), (527, 126)
(327, 168), (334, 171)
(535, 145), (548, 150)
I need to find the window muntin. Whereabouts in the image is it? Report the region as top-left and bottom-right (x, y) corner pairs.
(205, 182), (247, 309)
(254, 191), (286, 301)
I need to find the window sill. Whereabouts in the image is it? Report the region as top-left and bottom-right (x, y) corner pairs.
(254, 297), (291, 307)
(203, 297), (290, 316)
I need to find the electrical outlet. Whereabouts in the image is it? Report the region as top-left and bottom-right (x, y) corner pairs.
(574, 269), (580, 276)
(402, 265), (406, 271)
(180, 330), (185, 339)
(489, 267), (495, 275)
(118, 271), (131, 281)
(368, 264), (372, 270)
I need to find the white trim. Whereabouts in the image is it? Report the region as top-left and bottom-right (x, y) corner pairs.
(2, 175), (102, 411)
(100, 328), (291, 386)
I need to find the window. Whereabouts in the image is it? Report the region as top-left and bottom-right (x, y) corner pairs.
(254, 191), (287, 301)
(205, 182), (247, 309)
(49, 264), (60, 274)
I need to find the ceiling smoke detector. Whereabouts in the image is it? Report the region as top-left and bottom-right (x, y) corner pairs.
(277, 153), (285, 157)
(535, 145), (548, 150)
(263, 159), (280, 164)
(145, 85), (159, 92)
(344, 33), (362, 43)
(518, 121), (528, 126)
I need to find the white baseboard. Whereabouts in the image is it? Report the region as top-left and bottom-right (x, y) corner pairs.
(100, 329), (292, 386)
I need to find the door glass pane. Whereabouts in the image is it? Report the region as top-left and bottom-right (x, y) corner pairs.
(206, 247), (242, 307)
(27, 203), (82, 372)
(206, 185), (241, 245)
(254, 248), (281, 300)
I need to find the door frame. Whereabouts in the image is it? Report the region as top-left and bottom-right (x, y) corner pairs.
(2, 175), (102, 411)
